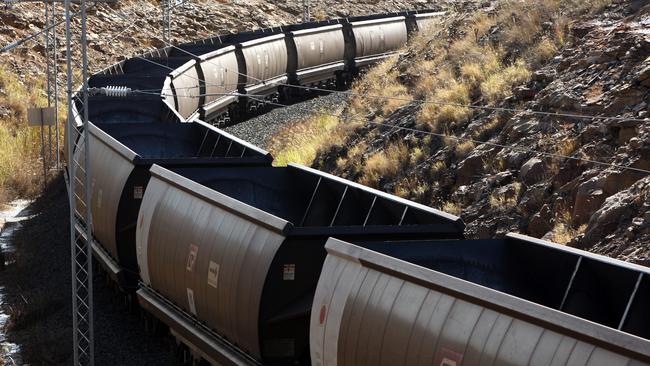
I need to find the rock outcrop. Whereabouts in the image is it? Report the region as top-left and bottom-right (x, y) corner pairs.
(313, 0), (650, 265)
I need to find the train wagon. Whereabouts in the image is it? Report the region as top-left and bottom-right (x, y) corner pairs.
(409, 11), (446, 34)
(287, 24), (346, 87)
(72, 121), (272, 290)
(311, 235), (650, 366)
(135, 163), (465, 365)
(344, 16), (408, 72)
(238, 33), (289, 108)
(165, 59), (202, 121)
(197, 45), (241, 124)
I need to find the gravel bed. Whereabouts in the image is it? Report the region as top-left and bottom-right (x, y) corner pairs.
(224, 92), (348, 149)
(0, 176), (175, 365)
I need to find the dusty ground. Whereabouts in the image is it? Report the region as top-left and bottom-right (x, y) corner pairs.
(0, 175), (175, 365)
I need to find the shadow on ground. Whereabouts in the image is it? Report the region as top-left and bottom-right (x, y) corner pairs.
(0, 174), (175, 365)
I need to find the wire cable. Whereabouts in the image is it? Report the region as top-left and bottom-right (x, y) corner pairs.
(0, 3), (94, 54)
(248, 95), (650, 176)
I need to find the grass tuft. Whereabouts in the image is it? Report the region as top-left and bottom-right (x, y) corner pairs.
(359, 142), (409, 187)
(269, 113), (342, 167)
(0, 67), (61, 202)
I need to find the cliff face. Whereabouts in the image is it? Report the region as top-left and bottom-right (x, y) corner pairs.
(313, 0), (650, 265)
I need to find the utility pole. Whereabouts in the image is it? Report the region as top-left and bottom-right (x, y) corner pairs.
(44, 1), (53, 169)
(66, 0), (94, 364)
(53, 0), (60, 168)
(303, 0), (310, 22)
(162, 0), (171, 44)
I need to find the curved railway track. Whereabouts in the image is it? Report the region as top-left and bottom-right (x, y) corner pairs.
(66, 9), (650, 366)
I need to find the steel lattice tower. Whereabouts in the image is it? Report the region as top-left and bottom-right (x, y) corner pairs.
(65, 0), (94, 364)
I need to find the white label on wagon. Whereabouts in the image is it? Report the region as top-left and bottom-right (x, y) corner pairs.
(283, 264), (295, 280)
(187, 288), (197, 315)
(207, 261), (220, 289)
(186, 244), (198, 272)
(133, 186), (143, 199)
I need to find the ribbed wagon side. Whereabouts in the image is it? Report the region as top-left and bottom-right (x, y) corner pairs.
(311, 235), (650, 366)
(135, 163), (465, 365)
(198, 45), (241, 124)
(237, 33), (288, 108)
(72, 121), (272, 289)
(287, 24), (346, 86)
(344, 16), (408, 72)
(166, 59), (202, 121)
(411, 11), (446, 34)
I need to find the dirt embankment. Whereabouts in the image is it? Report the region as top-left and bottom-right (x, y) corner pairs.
(0, 176), (176, 365)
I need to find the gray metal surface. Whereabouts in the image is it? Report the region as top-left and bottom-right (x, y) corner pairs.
(137, 286), (260, 366)
(136, 165), (290, 358)
(198, 46), (240, 118)
(311, 238), (650, 366)
(162, 75), (176, 113)
(73, 123), (136, 263)
(67, 0), (95, 364)
(291, 25), (345, 83)
(350, 17), (407, 67)
(169, 59), (201, 120)
(239, 34), (288, 93)
(413, 12), (445, 33)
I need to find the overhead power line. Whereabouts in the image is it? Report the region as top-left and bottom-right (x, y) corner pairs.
(101, 4), (649, 126)
(52, 3), (649, 177)
(248, 96), (650, 176)
(0, 5), (86, 53)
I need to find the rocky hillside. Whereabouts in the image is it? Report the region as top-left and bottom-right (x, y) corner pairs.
(0, 0), (464, 204)
(0, 0), (478, 85)
(308, 0), (650, 265)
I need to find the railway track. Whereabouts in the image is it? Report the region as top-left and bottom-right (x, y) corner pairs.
(66, 9), (650, 366)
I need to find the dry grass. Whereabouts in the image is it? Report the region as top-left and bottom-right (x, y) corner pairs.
(0, 67), (58, 203)
(394, 175), (428, 200)
(483, 154), (508, 175)
(348, 56), (410, 117)
(359, 142), (409, 187)
(418, 81), (472, 132)
(442, 201), (462, 216)
(550, 206), (588, 244)
(480, 60), (531, 104)
(526, 38), (559, 67)
(454, 140), (476, 159)
(556, 137), (578, 157)
(269, 113), (343, 166)
(488, 182), (522, 209)
(471, 116), (506, 140)
(430, 160), (448, 178)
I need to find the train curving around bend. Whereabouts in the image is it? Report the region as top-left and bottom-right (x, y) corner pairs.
(66, 9), (650, 366)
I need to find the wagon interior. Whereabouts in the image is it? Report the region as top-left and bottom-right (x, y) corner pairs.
(169, 165), (460, 231)
(353, 237), (650, 340)
(97, 122), (268, 162)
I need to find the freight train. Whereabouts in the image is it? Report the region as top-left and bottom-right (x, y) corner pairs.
(66, 9), (650, 366)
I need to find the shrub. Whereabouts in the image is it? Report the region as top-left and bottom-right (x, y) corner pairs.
(488, 182), (522, 209)
(270, 113), (341, 167)
(0, 67), (54, 203)
(418, 81), (472, 132)
(480, 59), (531, 103)
(442, 201), (462, 216)
(360, 142), (409, 187)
